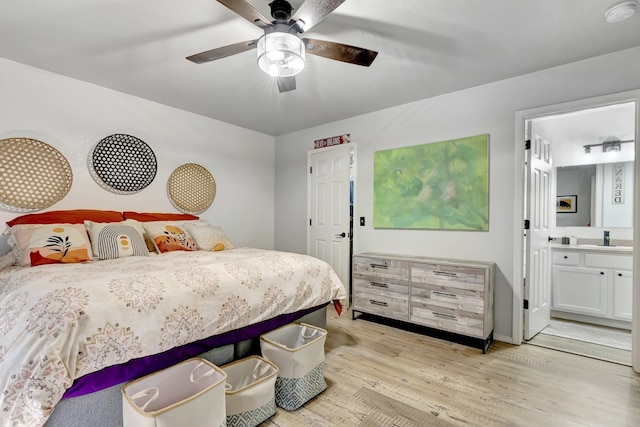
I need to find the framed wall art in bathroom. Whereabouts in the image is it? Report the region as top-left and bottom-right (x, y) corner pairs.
(556, 194), (577, 213)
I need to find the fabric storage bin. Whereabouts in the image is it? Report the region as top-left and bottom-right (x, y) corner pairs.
(260, 323), (327, 411)
(222, 355), (279, 427)
(122, 357), (227, 427)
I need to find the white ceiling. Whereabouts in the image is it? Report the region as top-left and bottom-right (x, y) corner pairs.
(0, 0), (639, 136)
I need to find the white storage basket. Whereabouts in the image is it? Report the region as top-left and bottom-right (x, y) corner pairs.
(122, 357), (227, 427)
(222, 355), (278, 427)
(260, 323), (327, 411)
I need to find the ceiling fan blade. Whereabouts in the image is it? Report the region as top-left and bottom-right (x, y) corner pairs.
(217, 0), (272, 27)
(291, 0), (346, 32)
(303, 38), (378, 66)
(277, 76), (296, 92)
(186, 40), (257, 64)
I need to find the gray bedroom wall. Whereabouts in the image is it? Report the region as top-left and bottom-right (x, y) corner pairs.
(0, 58), (276, 252)
(273, 46), (640, 344)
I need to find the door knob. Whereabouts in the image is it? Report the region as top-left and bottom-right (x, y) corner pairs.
(335, 232), (346, 238)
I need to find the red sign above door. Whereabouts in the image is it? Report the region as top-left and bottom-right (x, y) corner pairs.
(313, 134), (350, 149)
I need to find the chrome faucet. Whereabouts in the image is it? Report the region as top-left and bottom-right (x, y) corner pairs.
(603, 230), (610, 246)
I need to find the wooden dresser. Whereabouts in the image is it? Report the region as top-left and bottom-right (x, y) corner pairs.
(352, 253), (495, 353)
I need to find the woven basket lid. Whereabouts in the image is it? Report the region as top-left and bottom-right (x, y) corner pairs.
(167, 163), (216, 214)
(89, 134), (157, 194)
(0, 137), (73, 212)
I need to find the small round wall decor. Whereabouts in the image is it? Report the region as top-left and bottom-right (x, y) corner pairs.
(0, 137), (73, 212)
(167, 163), (216, 214)
(89, 134), (157, 194)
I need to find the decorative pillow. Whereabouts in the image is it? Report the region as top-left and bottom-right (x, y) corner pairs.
(122, 212), (199, 222)
(8, 224), (92, 267)
(143, 222), (198, 253)
(130, 220), (207, 253)
(6, 209), (124, 227)
(184, 224), (236, 251)
(85, 220), (149, 260)
(0, 252), (16, 270)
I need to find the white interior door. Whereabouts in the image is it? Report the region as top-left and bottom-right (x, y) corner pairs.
(524, 121), (554, 340)
(308, 145), (352, 288)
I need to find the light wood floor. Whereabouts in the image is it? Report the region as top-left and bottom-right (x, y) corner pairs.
(264, 308), (640, 427)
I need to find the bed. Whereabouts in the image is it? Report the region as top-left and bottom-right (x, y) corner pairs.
(0, 210), (347, 427)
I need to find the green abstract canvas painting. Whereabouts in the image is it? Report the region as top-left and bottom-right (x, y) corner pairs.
(373, 134), (489, 230)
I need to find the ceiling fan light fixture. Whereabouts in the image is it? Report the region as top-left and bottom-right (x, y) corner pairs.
(257, 32), (305, 77)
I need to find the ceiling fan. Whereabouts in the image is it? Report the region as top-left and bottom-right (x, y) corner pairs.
(186, 0), (378, 92)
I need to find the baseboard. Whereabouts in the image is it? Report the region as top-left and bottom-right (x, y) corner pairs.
(493, 333), (514, 344)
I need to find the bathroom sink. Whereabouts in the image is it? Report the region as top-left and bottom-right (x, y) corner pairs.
(577, 244), (632, 250)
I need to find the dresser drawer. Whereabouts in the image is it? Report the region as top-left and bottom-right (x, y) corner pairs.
(353, 256), (410, 281)
(553, 251), (579, 266)
(411, 301), (484, 338)
(411, 281), (484, 315)
(353, 291), (409, 321)
(353, 277), (409, 297)
(411, 263), (486, 292)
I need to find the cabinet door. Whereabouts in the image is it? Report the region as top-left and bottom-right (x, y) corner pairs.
(552, 267), (608, 316)
(613, 270), (633, 320)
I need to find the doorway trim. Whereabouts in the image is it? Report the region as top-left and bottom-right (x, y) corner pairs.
(512, 89), (640, 371)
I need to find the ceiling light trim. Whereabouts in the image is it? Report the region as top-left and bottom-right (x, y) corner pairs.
(605, 1), (638, 23)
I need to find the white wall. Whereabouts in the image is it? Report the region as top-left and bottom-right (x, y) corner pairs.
(274, 46), (640, 342)
(0, 58), (276, 253)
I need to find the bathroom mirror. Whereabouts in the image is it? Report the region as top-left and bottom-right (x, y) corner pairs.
(556, 161), (634, 228)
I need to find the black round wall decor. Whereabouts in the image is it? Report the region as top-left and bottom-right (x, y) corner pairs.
(89, 134), (157, 194)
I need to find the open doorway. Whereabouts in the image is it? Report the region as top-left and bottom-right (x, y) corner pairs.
(513, 91), (639, 370)
(525, 102), (635, 364)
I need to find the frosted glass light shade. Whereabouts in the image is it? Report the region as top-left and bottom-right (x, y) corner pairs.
(257, 32), (305, 77)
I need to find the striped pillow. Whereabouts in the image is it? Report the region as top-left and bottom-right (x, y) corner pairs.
(85, 221), (148, 260)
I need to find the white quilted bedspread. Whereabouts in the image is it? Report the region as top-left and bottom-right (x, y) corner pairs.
(0, 248), (346, 427)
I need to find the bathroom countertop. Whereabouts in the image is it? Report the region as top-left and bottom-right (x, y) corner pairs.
(548, 243), (633, 254)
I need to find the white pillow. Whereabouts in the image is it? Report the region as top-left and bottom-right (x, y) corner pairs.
(84, 220), (149, 260)
(184, 224), (236, 251)
(0, 252), (16, 269)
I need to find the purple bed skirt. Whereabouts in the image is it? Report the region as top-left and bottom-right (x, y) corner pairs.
(63, 303), (329, 398)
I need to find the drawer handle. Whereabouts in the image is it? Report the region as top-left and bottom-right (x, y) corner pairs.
(434, 270), (457, 277)
(433, 291), (458, 299)
(563, 256), (568, 259)
(433, 311), (456, 320)
(369, 299), (388, 307)
(370, 263), (389, 269)
(601, 272), (605, 275)
(370, 281), (389, 288)
(618, 273), (623, 277)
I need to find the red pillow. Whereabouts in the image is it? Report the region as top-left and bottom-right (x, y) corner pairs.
(7, 209), (124, 227)
(122, 212), (199, 222)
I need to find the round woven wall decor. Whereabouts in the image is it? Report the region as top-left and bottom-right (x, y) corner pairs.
(167, 163), (216, 214)
(0, 137), (73, 212)
(89, 134), (157, 194)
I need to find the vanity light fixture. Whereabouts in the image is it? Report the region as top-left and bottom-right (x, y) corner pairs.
(605, 1), (638, 23)
(603, 140), (621, 152)
(583, 137), (634, 153)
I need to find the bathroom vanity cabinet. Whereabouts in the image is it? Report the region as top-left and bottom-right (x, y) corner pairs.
(551, 245), (633, 327)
